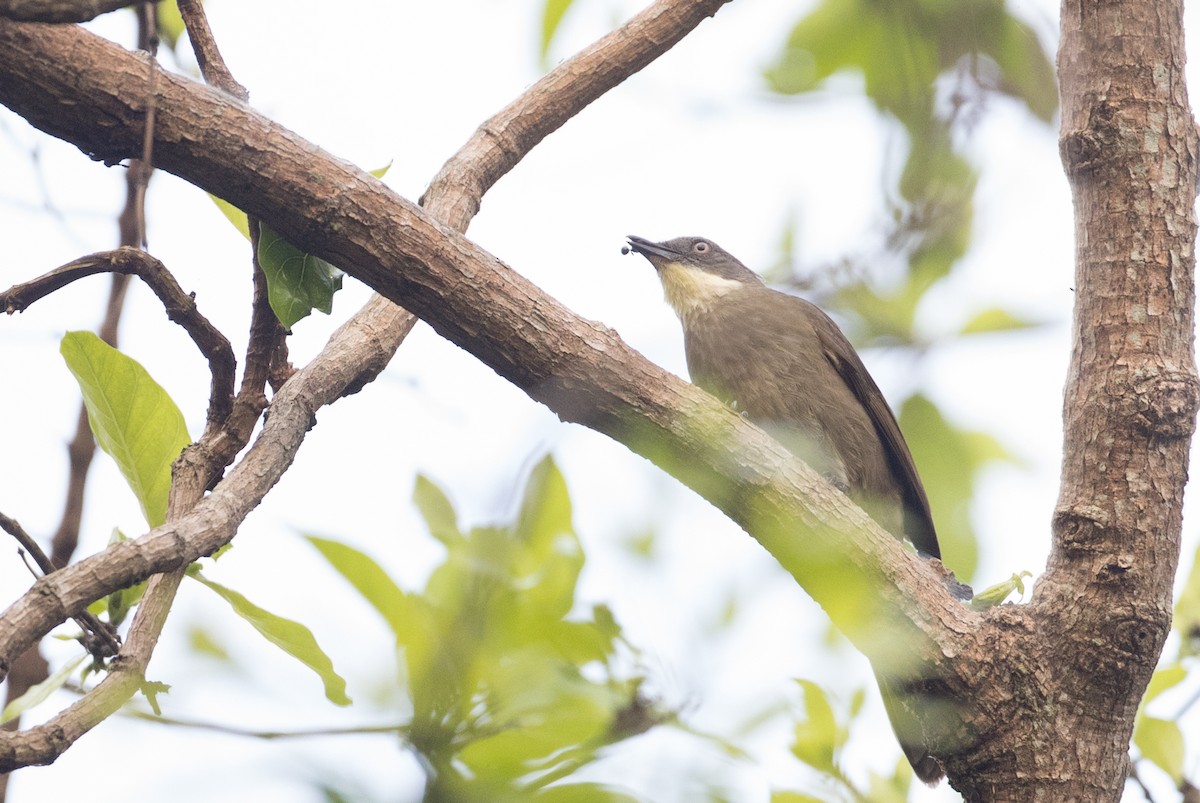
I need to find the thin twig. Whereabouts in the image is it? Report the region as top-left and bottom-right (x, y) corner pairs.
(2, 248), (236, 425)
(119, 706), (407, 740)
(0, 512), (120, 659)
(175, 0), (247, 101)
(0, 0), (142, 23)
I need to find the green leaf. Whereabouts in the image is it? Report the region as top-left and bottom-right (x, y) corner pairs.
(969, 571), (1032, 610)
(257, 221), (344, 329)
(1134, 715), (1185, 782)
(139, 680), (171, 716)
(304, 535), (411, 641)
(104, 527), (147, 626)
(771, 793), (827, 803)
(959, 306), (1045, 336)
(155, 1), (186, 51)
(209, 194), (252, 240)
(980, 13), (1058, 123)
(534, 784), (639, 802)
(539, 0), (575, 64)
(513, 456), (580, 621)
(369, 161), (393, 179)
(1143, 664), (1187, 704)
(413, 475), (462, 546)
(190, 571), (351, 706)
(0, 654), (88, 724)
(1175, 543), (1200, 655)
(791, 679), (838, 772)
(60, 331), (191, 527)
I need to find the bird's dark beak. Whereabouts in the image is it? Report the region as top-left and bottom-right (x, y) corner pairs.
(624, 235), (681, 262)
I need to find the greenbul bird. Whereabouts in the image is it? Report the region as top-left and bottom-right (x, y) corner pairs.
(624, 234), (947, 783)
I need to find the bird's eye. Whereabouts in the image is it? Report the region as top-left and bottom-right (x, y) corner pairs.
(693, 241), (710, 254)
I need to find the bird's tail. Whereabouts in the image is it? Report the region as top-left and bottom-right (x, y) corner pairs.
(874, 670), (945, 785)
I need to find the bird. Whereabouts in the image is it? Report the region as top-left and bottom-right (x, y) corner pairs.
(624, 233), (947, 783)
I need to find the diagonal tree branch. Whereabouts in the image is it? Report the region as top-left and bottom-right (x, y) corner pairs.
(0, 5), (968, 665)
(0, 0), (137, 23)
(0, 0), (787, 773)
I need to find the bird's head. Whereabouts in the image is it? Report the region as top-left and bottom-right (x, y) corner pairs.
(624, 235), (763, 322)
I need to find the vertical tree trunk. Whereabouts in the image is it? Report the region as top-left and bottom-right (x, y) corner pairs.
(969, 0), (1200, 799)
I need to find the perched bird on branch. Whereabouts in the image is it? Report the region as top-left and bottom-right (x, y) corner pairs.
(624, 234), (950, 784)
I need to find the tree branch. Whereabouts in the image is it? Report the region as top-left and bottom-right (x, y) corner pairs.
(0, 7), (968, 672)
(0, 0), (137, 23)
(0, 0), (767, 772)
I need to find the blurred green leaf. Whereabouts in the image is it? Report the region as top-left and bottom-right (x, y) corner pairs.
(61, 331), (190, 528)
(104, 527), (146, 626)
(188, 625), (232, 661)
(1133, 715), (1185, 783)
(155, 1), (186, 51)
(305, 535), (411, 640)
(899, 393), (990, 581)
(534, 784), (640, 802)
(258, 222), (344, 329)
(771, 793), (826, 803)
(514, 456), (581, 621)
(980, 12), (1058, 122)
(960, 306), (1045, 336)
(139, 680), (171, 716)
(766, 0), (1055, 127)
(1174, 543), (1200, 655)
(865, 757), (914, 803)
(1143, 664), (1187, 704)
(190, 571), (351, 706)
(790, 680), (838, 773)
(413, 474), (463, 546)
(539, 0), (575, 64)
(210, 195), (252, 240)
(0, 654), (87, 724)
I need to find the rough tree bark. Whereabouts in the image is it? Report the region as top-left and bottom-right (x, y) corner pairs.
(0, 0), (1194, 800)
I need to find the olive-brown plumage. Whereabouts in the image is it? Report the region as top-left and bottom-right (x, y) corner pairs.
(626, 234), (945, 783)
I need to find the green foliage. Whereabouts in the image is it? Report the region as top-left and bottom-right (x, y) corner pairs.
(1174, 542), (1200, 656)
(790, 680), (841, 773)
(968, 570), (1031, 610)
(0, 654), (87, 725)
(539, 0), (576, 65)
(208, 163), (392, 328)
(777, 680), (910, 802)
(307, 456), (660, 799)
(765, 0), (1055, 125)
(1131, 543), (1200, 788)
(189, 570), (352, 706)
(762, 2), (1057, 591)
(60, 331), (191, 528)
(1134, 715), (1185, 784)
(155, 1), (186, 52)
(257, 222), (345, 329)
(899, 394), (1018, 581)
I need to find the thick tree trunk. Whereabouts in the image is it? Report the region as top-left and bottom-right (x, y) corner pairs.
(946, 0), (1200, 799)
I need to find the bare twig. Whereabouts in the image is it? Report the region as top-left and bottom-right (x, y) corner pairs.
(1, 248), (236, 425)
(0, 512), (120, 660)
(117, 707), (407, 740)
(175, 0), (247, 101)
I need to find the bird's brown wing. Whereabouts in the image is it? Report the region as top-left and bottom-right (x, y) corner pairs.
(810, 309), (941, 559)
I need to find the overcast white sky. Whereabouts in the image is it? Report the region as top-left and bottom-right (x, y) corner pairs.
(0, 1), (1195, 801)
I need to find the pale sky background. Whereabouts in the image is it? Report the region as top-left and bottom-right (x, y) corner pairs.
(0, 0), (1195, 801)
